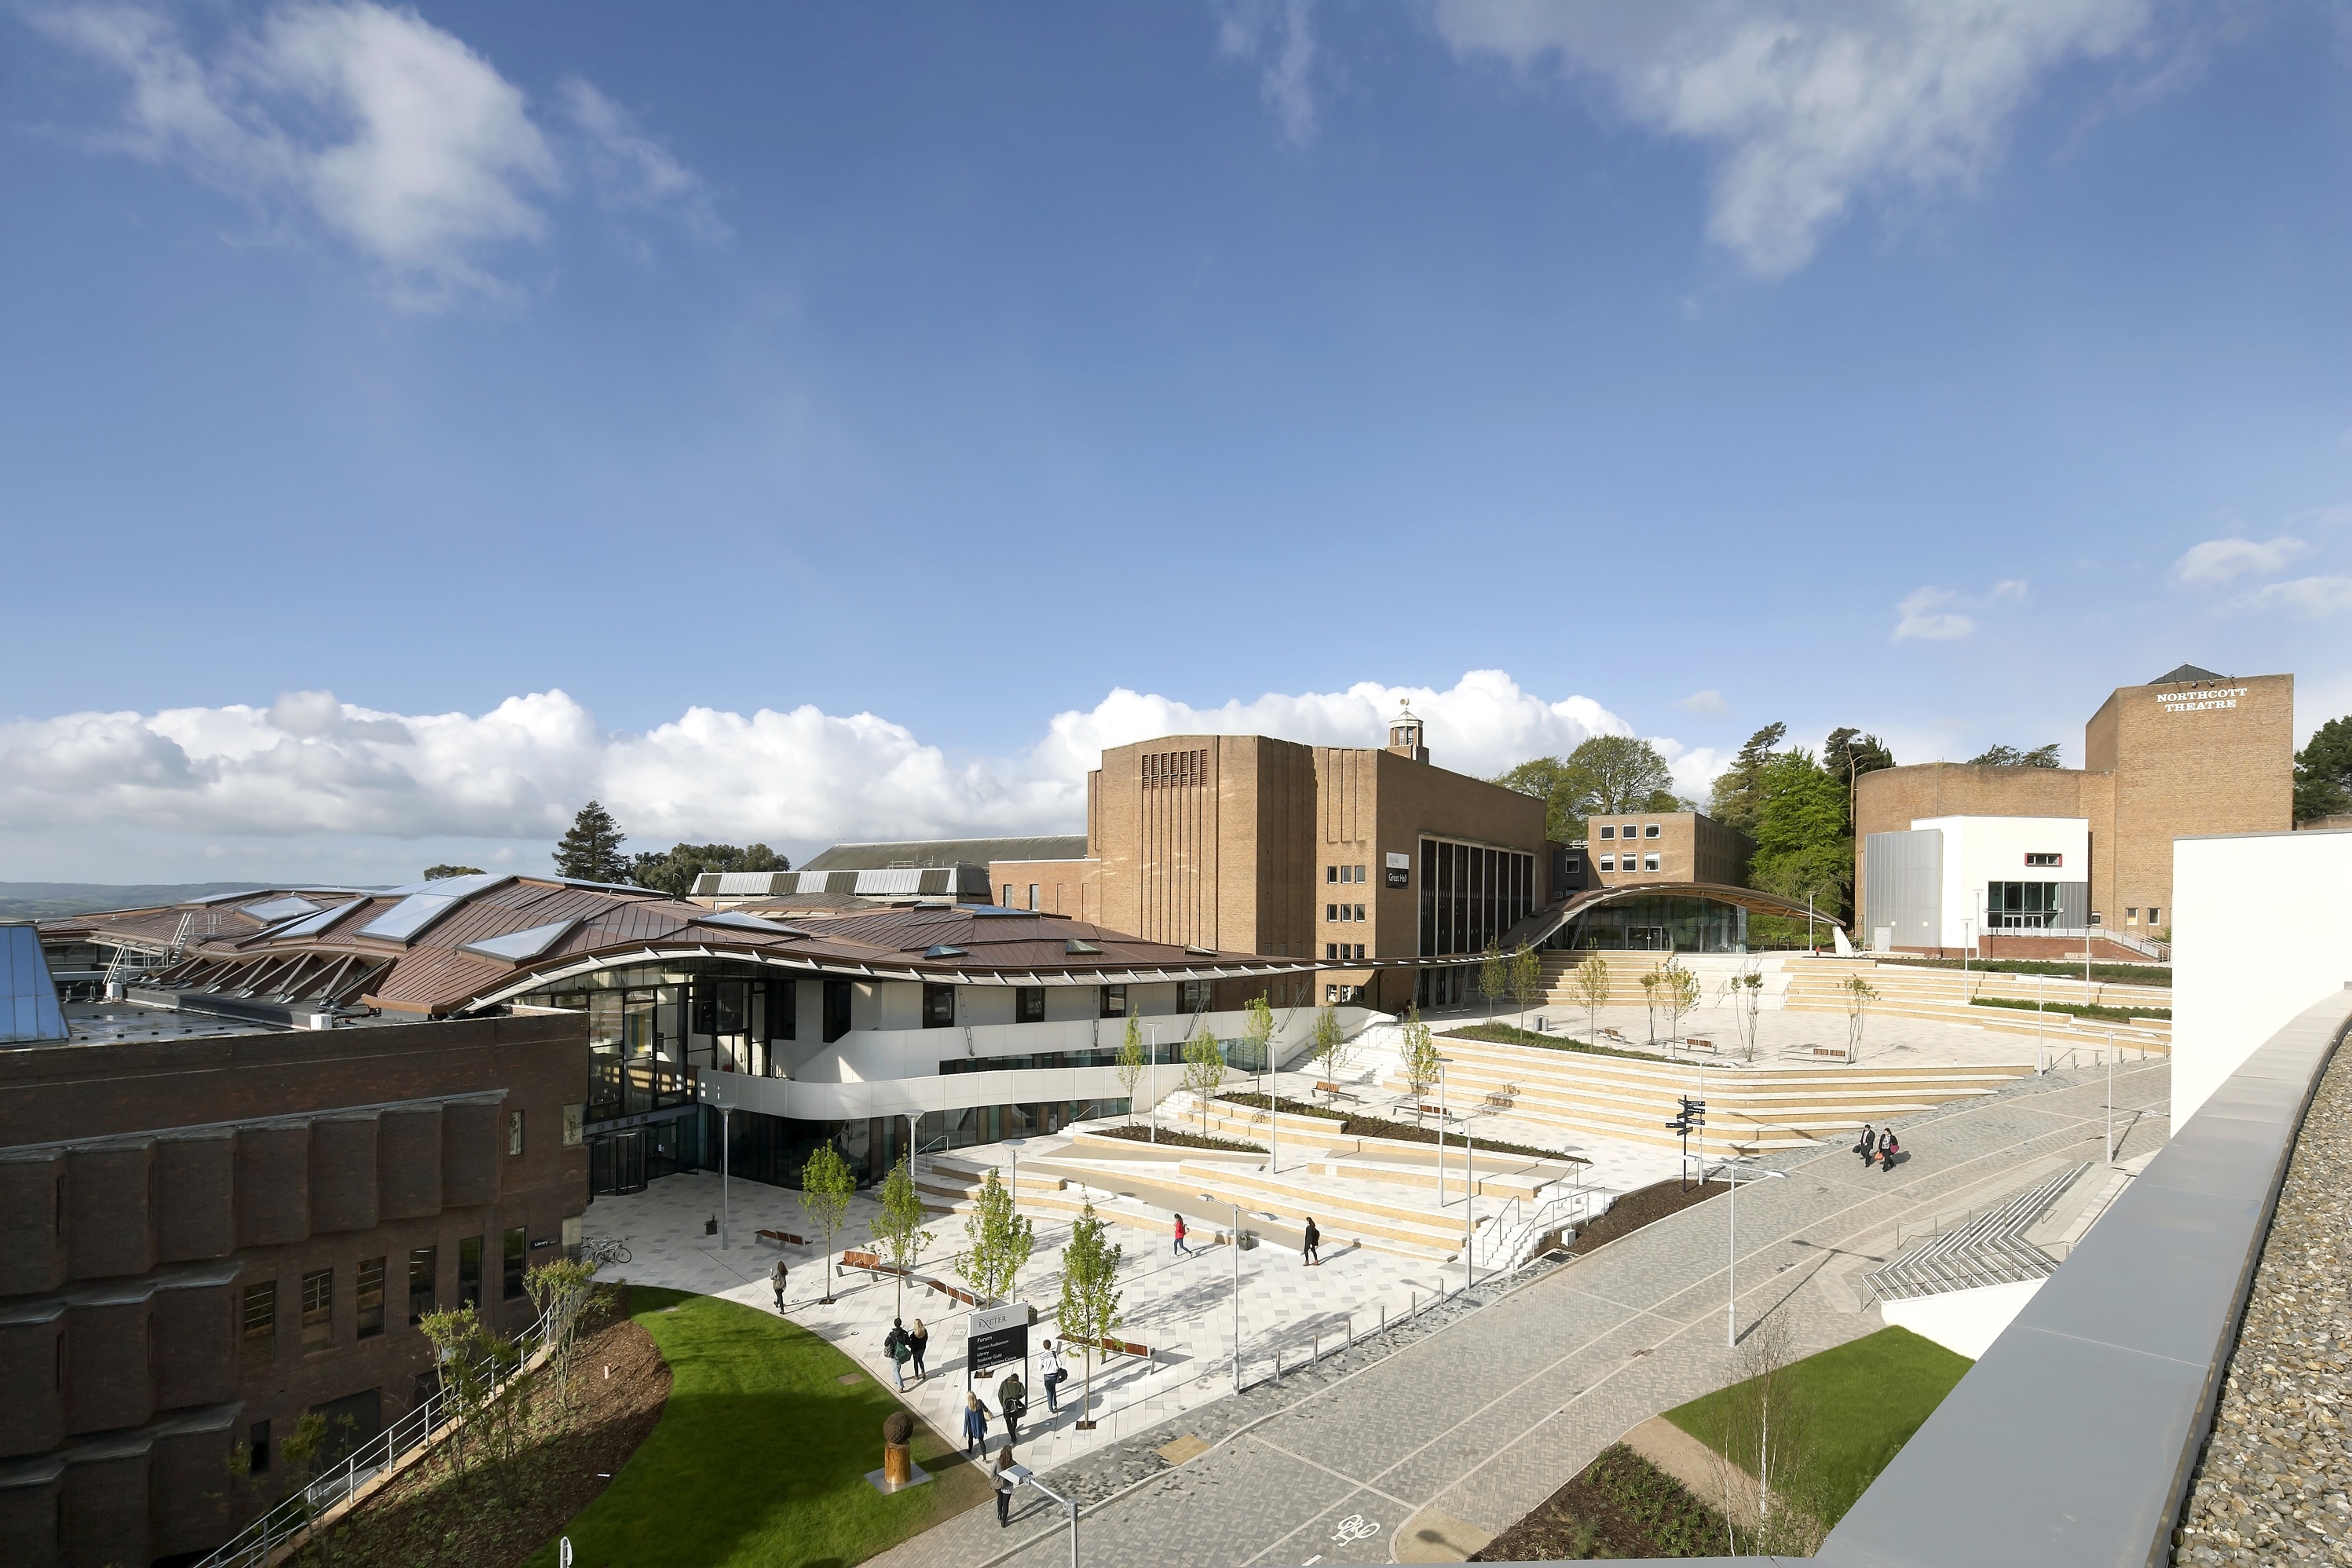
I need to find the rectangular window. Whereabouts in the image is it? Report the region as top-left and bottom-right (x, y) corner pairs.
(2148, 907), (2160, 924)
(1015, 985), (1045, 1023)
(458, 1236), (483, 1309)
(1325, 985), (1337, 1003)
(1354, 904), (1366, 921)
(1566, 857), (1582, 873)
(1599, 854), (1615, 872)
(2126, 907), (2138, 922)
(1326, 903), (1337, 921)
(243, 1280), (276, 1365)
(357, 1257), (385, 1340)
(503, 1226), (527, 1300)
(249, 1420), (271, 1475)
(923, 984), (956, 1028)
(1100, 985), (1127, 1018)
(2025, 852), (2063, 867)
(1027, 884), (1040, 911)
(507, 1109), (525, 1157)
(1325, 943), (1337, 960)
(1357, 865), (1368, 883)
(301, 1268), (332, 1351)
(1644, 853), (1660, 872)
(408, 1248), (436, 1324)
(1000, 883), (1014, 907)
(1597, 825), (1614, 839)
(1178, 978), (1212, 1014)
(1353, 944), (1366, 960)
(1645, 824), (1661, 839)
(1326, 865), (1337, 883)
(824, 979), (854, 1043)
(765, 978), (796, 1042)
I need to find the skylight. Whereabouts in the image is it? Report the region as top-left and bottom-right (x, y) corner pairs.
(242, 895), (323, 923)
(1066, 938), (1102, 955)
(274, 901), (362, 939)
(459, 919), (582, 963)
(692, 910), (801, 936)
(924, 944), (968, 959)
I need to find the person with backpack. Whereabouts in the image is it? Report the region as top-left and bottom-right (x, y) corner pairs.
(998, 1369), (1028, 1446)
(963, 1393), (989, 1458)
(1853, 1124), (1875, 1167)
(908, 1319), (930, 1382)
(1302, 1215), (1322, 1267)
(1039, 1336), (1066, 1413)
(883, 1318), (912, 1391)
(1172, 1212), (1191, 1257)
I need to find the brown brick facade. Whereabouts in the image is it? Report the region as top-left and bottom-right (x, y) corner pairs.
(0, 1012), (587, 1568)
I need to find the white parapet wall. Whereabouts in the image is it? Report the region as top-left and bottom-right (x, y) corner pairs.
(2172, 827), (2352, 1131)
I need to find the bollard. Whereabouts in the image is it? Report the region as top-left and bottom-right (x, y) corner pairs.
(1346, 1314), (1354, 1352)
(1313, 1332), (1321, 1365)
(1379, 1303), (1387, 1334)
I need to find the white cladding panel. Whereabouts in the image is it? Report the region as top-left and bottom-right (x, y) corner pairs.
(1911, 816), (2090, 942)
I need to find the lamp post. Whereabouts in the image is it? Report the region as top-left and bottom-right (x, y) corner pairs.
(1008, 1464), (1080, 1568)
(1146, 1023), (1156, 1146)
(2105, 1031), (2115, 1165)
(1436, 1061), (1448, 1208)
(702, 1076), (733, 1252)
(1718, 1158), (1787, 1346)
(1202, 1193), (1242, 1394)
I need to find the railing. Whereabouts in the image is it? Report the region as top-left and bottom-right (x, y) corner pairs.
(1472, 1183), (1605, 1275)
(192, 1309), (552, 1568)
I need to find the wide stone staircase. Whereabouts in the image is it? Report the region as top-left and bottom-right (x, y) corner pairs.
(1864, 1163), (2087, 1302)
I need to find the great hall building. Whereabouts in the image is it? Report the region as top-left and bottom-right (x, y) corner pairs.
(1856, 664), (2293, 955)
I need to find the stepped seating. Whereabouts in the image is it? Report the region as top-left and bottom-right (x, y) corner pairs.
(1865, 1164), (2087, 1301)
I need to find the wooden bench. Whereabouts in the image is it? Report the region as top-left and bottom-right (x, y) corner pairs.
(1597, 1027), (1630, 1044)
(1677, 1037), (1719, 1055)
(1088, 1336), (1156, 1366)
(1312, 1080), (1362, 1104)
(755, 1229), (805, 1248)
(839, 1249), (913, 1280)
(1809, 1046), (1850, 1061)
(1480, 1087), (1517, 1113)
(925, 1278), (982, 1307)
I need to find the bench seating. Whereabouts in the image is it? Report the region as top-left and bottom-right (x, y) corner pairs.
(755, 1228), (805, 1247)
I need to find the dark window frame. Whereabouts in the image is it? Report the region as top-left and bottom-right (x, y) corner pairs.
(503, 1226), (527, 1300)
(923, 983), (956, 1028)
(1015, 986), (1046, 1024)
(408, 1248), (437, 1325)
(357, 1257), (386, 1340)
(301, 1267), (333, 1352)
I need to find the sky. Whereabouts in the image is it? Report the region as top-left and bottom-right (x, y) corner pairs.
(3, 0), (2350, 884)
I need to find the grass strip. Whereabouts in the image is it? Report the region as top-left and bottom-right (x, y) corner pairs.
(523, 1288), (986, 1568)
(1874, 956), (2169, 986)
(1662, 1325), (1971, 1526)
(1969, 995), (2169, 1022)
(1442, 1021), (1658, 1059)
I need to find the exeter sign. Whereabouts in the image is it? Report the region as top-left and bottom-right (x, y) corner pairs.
(2155, 687), (2247, 714)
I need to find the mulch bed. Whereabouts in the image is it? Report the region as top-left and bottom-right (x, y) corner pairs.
(1472, 1442), (1731, 1560)
(1332, 1111), (1571, 1166)
(1088, 1124), (1264, 1153)
(320, 1311), (671, 1568)
(1218, 1091), (1345, 1119)
(1564, 1177), (1727, 1256)
(1443, 1022), (1658, 1061)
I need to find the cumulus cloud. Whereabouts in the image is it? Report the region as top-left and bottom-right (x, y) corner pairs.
(0, 672), (1692, 866)
(2233, 576), (2352, 619)
(1431, 0), (2153, 276)
(1219, 0), (1319, 144)
(1674, 689), (1730, 717)
(2173, 534), (2310, 584)
(1890, 579), (2029, 641)
(36, 2), (712, 305)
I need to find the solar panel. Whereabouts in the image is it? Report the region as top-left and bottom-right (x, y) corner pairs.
(241, 895), (323, 923)
(275, 901), (362, 939)
(459, 919), (582, 963)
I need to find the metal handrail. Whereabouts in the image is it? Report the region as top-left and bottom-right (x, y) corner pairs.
(1473, 1183), (1602, 1273)
(192, 1307), (553, 1568)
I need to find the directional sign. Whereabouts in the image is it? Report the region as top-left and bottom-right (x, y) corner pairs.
(968, 1301), (1035, 1381)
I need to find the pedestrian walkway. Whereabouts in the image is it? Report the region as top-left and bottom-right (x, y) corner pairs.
(866, 1058), (2170, 1568)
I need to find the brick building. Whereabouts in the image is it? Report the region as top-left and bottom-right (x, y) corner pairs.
(1856, 664), (2294, 953)
(1577, 810), (1754, 890)
(0, 1003), (587, 1568)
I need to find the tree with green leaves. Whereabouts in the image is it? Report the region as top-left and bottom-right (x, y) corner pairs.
(1509, 945), (1545, 1027)
(1638, 967), (1661, 1047)
(1116, 1014), (1148, 1126)
(1733, 969), (1765, 1061)
(1709, 722), (1788, 839)
(1967, 743), (2062, 768)
(1476, 941), (1509, 1020)
(953, 1167), (1033, 1305)
(869, 1153), (935, 1321)
(2295, 716), (2352, 822)
(1242, 992), (1275, 1080)
(1399, 1003), (1441, 1110)
(418, 1304), (507, 1483)
(798, 1143), (857, 1305)
(553, 800), (629, 882)
(1822, 728), (1896, 832)
(523, 1256), (605, 1413)
(423, 864), (485, 880)
(1748, 749), (1853, 927)
(1658, 957), (1701, 1046)
(1496, 736), (1684, 842)
(630, 841), (792, 897)
(1309, 1004), (1348, 1089)
(1571, 954), (1611, 1046)
(1055, 1201), (1125, 1429)
(1182, 1029), (1227, 1135)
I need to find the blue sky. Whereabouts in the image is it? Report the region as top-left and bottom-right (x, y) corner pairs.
(3, 1), (2349, 883)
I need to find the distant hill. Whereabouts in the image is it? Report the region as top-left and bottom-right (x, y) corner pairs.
(0, 882), (271, 921)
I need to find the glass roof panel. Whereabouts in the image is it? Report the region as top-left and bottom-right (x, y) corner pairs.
(275, 900), (362, 939)
(1, 923), (69, 1044)
(459, 919), (581, 963)
(690, 910), (801, 936)
(358, 893), (463, 942)
(242, 895), (323, 923)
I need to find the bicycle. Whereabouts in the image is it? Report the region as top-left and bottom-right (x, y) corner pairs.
(581, 1236), (632, 1268)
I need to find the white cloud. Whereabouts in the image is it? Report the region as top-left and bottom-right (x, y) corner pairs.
(37, 2), (712, 306)
(1893, 587), (1978, 641)
(1431, 0), (2152, 276)
(1674, 689), (1730, 717)
(561, 78), (726, 242)
(2233, 576), (2352, 619)
(2173, 535), (2310, 584)
(0, 671), (1659, 875)
(1219, 0), (1319, 145)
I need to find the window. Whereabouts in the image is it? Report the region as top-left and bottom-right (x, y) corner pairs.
(1622, 823), (1637, 837)
(1599, 855), (1615, 872)
(1598, 826), (1614, 839)
(923, 984), (956, 1028)
(1565, 857), (1582, 873)
(1100, 985), (1128, 1018)
(243, 1280), (276, 1365)
(1027, 884), (1040, 911)
(1356, 865), (1367, 882)
(1355, 905), (1366, 922)
(2149, 906), (2160, 925)
(301, 1268), (332, 1351)
(1016, 985), (1046, 1024)
(357, 1258), (385, 1340)
(503, 1227), (527, 1299)
(562, 1103), (583, 1148)
(1644, 824), (1661, 839)
(1353, 944), (1366, 960)
(1326, 984), (1337, 1003)
(1644, 853), (1660, 872)
(458, 1236), (483, 1310)
(408, 1248), (436, 1324)
(248, 1420), (271, 1475)
(2025, 852), (2063, 867)
(1987, 881), (2064, 929)
(823, 979), (854, 1043)
(1178, 978), (1212, 1014)
(1000, 883), (1014, 907)
(1327, 903), (1338, 921)
(2126, 906), (2138, 923)
(1326, 865), (1338, 883)
(507, 1109), (524, 1157)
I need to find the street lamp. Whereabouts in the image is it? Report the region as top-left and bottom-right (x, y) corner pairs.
(1716, 1157), (1788, 1346)
(1437, 1055), (1472, 1292)
(702, 1076), (733, 1252)
(1201, 1192), (1243, 1394)
(1007, 1464), (1080, 1568)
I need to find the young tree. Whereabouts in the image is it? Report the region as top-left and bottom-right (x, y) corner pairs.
(1309, 1004), (1349, 1091)
(869, 1153), (935, 1321)
(523, 1256), (605, 1414)
(952, 1167), (1033, 1304)
(1638, 967), (1661, 1047)
(1734, 970), (1765, 1061)
(1658, 958), (1701, 1046)
(553, 801), (629, 883)
(1182, 1029), (1227, 1135)
(1055, 1201), (1125, 1430)
(1842, 974), (1878, 1062)
(1399, 1003), (1441, 1113)
(1242, 992), (1275, 1084)
(1571, 952), (1611, 1046)
(1116, 1014), (1147, 1127)
(422, 864), (485, 880)
(1476, 942), (1509, 1021)
(1710, 1314), (1827, 1556)
(798, 1143), (857, 1305)
(1509, 945), (1545, 1028)
(418, 1305), (500, 1482)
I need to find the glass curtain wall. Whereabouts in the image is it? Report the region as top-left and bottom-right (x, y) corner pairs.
(1416, 836), (1537, 1008)
(1556, 896), (1748, 952)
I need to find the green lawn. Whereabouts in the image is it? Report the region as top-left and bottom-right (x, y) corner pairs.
(526, 1288), (986, 1568)
(1662, 1326), (1971, 1526)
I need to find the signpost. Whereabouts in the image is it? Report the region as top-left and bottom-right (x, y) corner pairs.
(968, 1301), (1034, 1387)
(1666, 1095), (1706, 1190)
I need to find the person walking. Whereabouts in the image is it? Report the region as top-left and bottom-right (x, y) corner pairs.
(998, 1369), (1028, 1447)
(770, 1259), (788, 1312)
(962, 1394), (989, 1459)
(909, 1319), (930, 1382)
(884, 1318), (912, 1391)
(1879, 1132), (1902, 1174)
(994, 1444), (1017, 1528)
(1172, 1212), (1191, 1257)
(1853, 1124), (1875, 1167)
(1038, 1336), (1066, 1414)
(1302, 1215), (1321, 1267)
